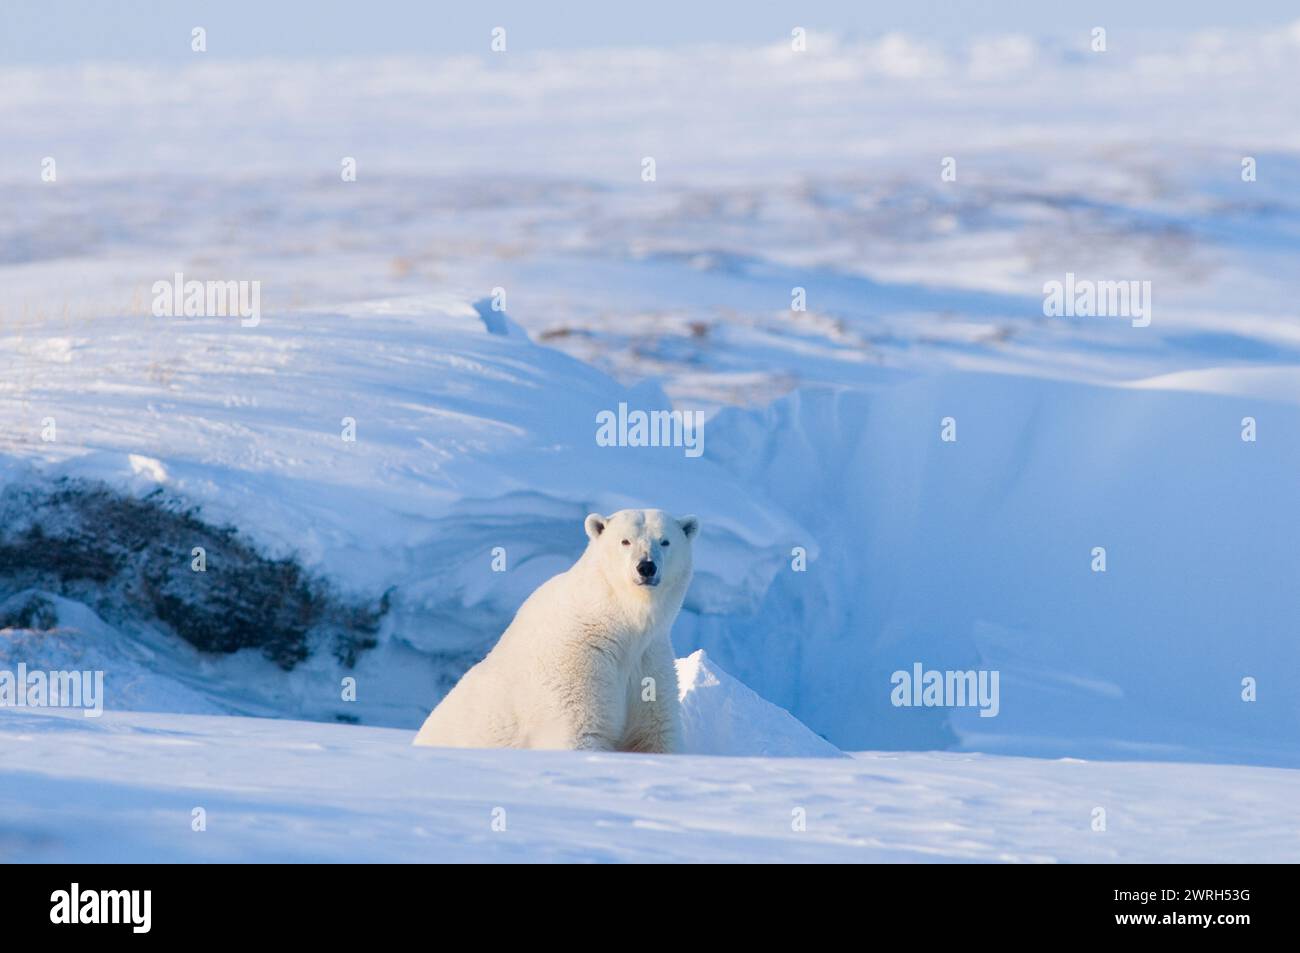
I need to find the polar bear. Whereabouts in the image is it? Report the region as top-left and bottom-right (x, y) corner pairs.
(413, 509), (699, 753)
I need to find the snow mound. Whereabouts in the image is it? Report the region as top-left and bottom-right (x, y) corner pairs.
(0, 590), (224, 715)
(676, 650), (843, 758)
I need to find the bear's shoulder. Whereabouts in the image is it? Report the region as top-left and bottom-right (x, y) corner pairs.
(501, 561), (616, 634)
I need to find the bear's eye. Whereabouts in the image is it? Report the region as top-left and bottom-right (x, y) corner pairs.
(621, 539), (630, 546)
(661, 539), (670, 546)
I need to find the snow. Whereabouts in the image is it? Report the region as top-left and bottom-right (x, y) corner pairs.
(0, 592), (224, 716)
(5, 706), (1298, 863)
(676, 650), (843, 759)
(697, 372), (1300, 763)
(4, 19), (1300, 861)
(6, 295), (1295, 764)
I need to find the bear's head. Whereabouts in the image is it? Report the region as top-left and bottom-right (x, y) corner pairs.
(583, 509), (699, 596)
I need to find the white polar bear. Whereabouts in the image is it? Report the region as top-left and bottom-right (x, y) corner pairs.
(413, 509), (699, 753)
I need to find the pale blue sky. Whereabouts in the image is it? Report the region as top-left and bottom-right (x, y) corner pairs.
(3, 0), (1296, 64)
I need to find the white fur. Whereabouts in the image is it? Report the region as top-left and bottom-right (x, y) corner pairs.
(413, 509), (699, 753)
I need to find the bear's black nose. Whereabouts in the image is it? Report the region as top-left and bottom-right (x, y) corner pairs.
(637, 559), (657, 578)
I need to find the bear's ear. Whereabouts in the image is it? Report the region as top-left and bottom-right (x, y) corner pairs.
(584, 513), (607, 540)
(678, 515), (699, 540)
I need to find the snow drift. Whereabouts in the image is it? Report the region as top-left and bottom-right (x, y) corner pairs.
(692, 371), (1300, 764)
(3, 294), (1299, 767)
(676, 649), (842, 758)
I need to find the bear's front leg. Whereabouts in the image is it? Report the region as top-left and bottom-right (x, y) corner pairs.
(621, 637), (682, 754)
(540, 649), (627, 751)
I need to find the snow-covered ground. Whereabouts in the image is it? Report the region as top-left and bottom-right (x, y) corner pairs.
(3, 19), (1300, 862)
(6, 705), (1299, 863)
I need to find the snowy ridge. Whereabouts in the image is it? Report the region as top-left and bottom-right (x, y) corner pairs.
(3, 293), (1299, 765)
(1, 298), (806, 729)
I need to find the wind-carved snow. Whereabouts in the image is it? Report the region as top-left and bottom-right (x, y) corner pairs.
(3, 293), (1299, 766)
(0, 298), (807, 730)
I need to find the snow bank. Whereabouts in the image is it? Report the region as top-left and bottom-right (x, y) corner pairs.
(676, 650), (842, 758)
(5, 294), (1299, 767)
(0, 591), (224, 715)
(690, 371), (1300, 764)
(0, 298), (806, 729)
